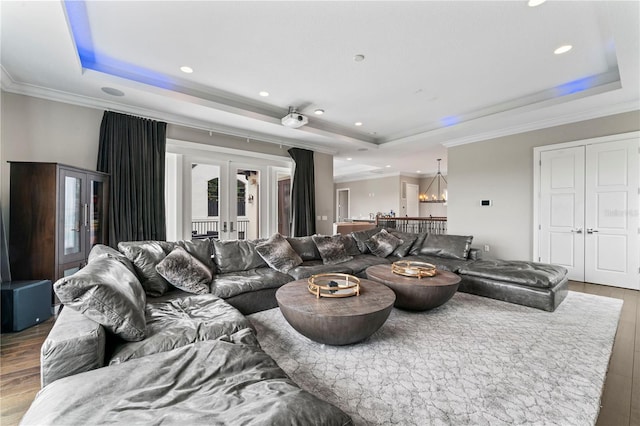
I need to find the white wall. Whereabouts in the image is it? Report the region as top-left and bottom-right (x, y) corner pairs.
(448, 110), (640, 261)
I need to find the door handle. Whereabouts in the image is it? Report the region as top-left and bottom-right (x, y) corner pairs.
(230, 221), (235, 232)
(570, 228), (583, 234)
(84, 203), (89, 227)
(223, 222), (228, 232)
(586, 228), (598, 234)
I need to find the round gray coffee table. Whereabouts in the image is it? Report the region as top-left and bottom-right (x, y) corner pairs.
(366, 264), (460, 311)
(276, 278), (395, 345)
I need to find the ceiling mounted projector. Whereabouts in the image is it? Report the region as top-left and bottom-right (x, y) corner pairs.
(281, 107), (308, 129)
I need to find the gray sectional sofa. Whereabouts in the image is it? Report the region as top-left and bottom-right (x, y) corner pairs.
(25, 227), (568, 424)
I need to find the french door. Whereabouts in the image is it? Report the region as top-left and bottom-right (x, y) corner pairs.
(189, 160), (261, 241)
(537, 134), (639, 289)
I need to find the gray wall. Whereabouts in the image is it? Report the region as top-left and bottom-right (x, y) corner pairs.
(448, 110), (640, 261)
(314, 152), (334, 235)
(334, 175), (401, 220)
(0, 92), (335, 238)
(1, 93), (103, 233)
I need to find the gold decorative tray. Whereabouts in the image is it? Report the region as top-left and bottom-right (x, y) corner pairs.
(392, 260), (437, 278)
(308, 273), (361, 298)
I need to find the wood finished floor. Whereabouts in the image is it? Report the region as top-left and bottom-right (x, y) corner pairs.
(0, 282), (638, 426)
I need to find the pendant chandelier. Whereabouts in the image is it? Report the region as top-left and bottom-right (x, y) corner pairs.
(419, 159), (447, 203)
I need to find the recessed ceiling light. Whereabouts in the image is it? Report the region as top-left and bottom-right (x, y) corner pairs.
(528, 0), (546, 7)
(259, 91), (269, 97)
(180, 66), (193, 73)
(554, 45), (573, 55)
(355, 122), (363, 126)
(101, 87), (124, 96)
(385, 165), (391, 168)
(347, 157), (352, 161)
(314, 109), (325, 115)
(416, 170), (422, 173)
(354, 54), (365, 62)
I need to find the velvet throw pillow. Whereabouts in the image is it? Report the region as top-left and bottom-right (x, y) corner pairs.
(256, 233), (303, 273)
(311, 235), (353, 265)
(365, 229), (403, 258)
(53, 256), (147, 342)
(351, 227), (382, 254)
(156, 247), (212, 295)
(340, 234), (362, 257)
(118, 241), (176, 297)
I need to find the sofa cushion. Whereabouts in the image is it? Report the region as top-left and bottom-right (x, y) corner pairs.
(399, 255), (471, 273)
(287, 260), (354, 280)
(408, 232), (428, 255)
(87, 244), (133, 268)
(351, 227), (381, 254)
(256, 233), (303, 273)
(109, 294), (253, 364)
(176, 238), (214, 271)
(419, 234), (473, 260)
(341, 254), (391, 276)
(23, 340), (353, 426)
(53, 256), (147, 342)
(40, 308), (106, 388)
(386, 230), (418, 258)
(156, 247), (212, 295)
(118, 241), (176, 296)
(212, 239), (266, 273)
(211, 268), (293, 299)
(366, 229), (402, 258)
(287, 236), (321, 261)
(312, 235), (353, 265)
(457, 260), (568, 289)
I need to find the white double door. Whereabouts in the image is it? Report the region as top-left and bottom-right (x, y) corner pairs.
(538, 135), (639, 290)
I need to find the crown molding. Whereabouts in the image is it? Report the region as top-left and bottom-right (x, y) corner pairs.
(334, 171), (401, 184)
(0, 72), (338, 155)
(441, 100), (640, 148)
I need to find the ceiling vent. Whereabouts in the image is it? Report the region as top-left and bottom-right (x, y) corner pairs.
(281, 106), (308, 129)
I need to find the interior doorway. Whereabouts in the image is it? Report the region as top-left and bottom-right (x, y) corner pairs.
(336, 189), (350, 222)
(406, 183), (419, 217)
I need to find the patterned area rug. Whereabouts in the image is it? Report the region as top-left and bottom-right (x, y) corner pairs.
(249, 291), (622, 426)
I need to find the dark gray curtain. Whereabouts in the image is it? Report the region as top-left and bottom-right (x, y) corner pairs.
(98, 111), (167, 246)
(0, 202), (11, 283)
(288, 148), (316, 237)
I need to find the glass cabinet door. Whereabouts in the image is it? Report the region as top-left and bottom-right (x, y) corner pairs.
(59, 169), (86, 263)
(88, 175), (107, 248)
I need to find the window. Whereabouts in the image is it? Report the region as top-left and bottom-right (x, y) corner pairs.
(207, 178), (219, 217)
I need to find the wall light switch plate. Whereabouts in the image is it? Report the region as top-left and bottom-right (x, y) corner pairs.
(483, 245), (490, 252)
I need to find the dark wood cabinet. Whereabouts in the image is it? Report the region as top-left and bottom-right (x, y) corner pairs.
(8, 162), (109, 295)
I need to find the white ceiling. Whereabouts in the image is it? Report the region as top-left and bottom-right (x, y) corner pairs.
(1, 1), (638, 179)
